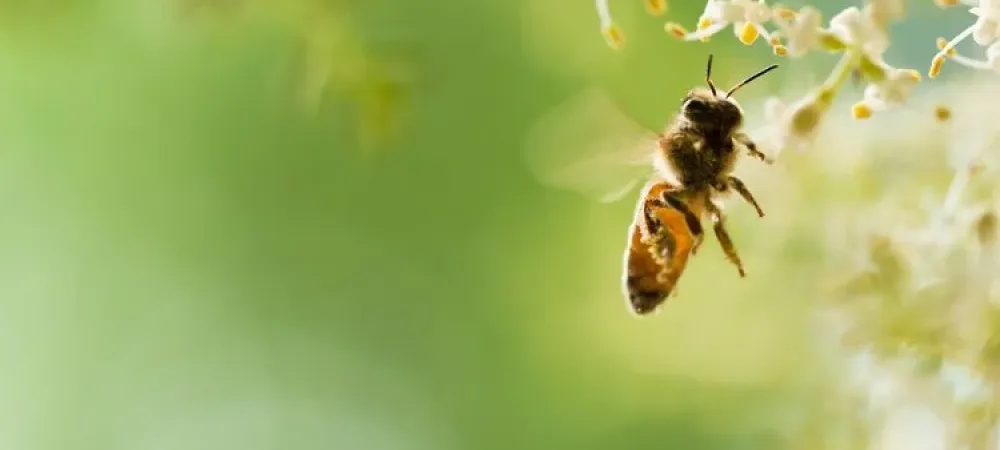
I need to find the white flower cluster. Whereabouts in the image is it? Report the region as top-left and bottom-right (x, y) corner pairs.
(815, 76), (1000, 449)
(931, 0), (1000, 77)
(594, 0), (923, 157)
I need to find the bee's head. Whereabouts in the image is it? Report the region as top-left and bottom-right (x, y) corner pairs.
(680, 54), (778, 131)
(680, 87), (743, 130)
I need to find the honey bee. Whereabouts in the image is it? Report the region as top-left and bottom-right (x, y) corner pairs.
(523, 54), (779, 316)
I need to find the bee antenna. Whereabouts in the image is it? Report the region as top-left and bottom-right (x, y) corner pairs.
(725, 64), (779, 99)
(705, 54), (718, 97)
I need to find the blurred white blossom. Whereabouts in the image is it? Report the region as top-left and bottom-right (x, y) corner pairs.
(695, 0), (774, 45)
(829, 6), (890, 59)
(771, 6), (822, 57)
(862, 67), (921, 110)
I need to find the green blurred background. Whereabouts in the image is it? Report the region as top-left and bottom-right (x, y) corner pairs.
(0, 0), (982, 449)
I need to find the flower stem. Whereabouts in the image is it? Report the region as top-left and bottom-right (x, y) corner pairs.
(823, 50), (861, 93)
(941, 167), (970, 221)
(596, 0), (612, 27)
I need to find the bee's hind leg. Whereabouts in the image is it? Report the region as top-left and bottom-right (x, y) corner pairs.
(727, 176), (765, 218)
(642, 199), (676, 269)
(659, 191), (705, 255)
(704, 200), (746, 278)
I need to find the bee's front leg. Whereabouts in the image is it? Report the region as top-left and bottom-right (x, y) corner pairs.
(733, 132), (773, 165)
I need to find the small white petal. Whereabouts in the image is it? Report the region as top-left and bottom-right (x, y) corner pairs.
(863, 85), (890, 110)
(830, 7), (863, 33)
(828, 6), (889, 58)
(742, 3), (771, 23)
(779, 6), (823, 57)
(703, 0), (745, 23)
(979, 0), (1000, 16)
(972, 17), (998, 46)
(988, 42), (1000, 72)
(867, 0), (906, 24)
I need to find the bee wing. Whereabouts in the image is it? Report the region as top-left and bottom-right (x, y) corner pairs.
(523, 87), (660, 203)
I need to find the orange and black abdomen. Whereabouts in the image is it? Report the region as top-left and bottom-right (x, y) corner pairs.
(622, 180), (704, 315)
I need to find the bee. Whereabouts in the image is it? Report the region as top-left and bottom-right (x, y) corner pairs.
(523, 54), (779, 316)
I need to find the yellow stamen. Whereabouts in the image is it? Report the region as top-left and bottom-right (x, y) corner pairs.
(695, 17), (714, 41)
(774, 7), (797, 21)
(602, 23), (625, 49)
(739, 22), (759, 45)
(936, 37), (957, 56)
(933, 24), (976, 64)
(934, 105), (951, 122)
(644, 0), (667, 16)
(897, 69), (921, 82)
(664, 22), (688, 39)
(852, 102), (873, 120)
(773, 44), (788, 56)
(934, 0), (960, 7)
(976, 211), (997, 245)
(929, 55), (946, 78)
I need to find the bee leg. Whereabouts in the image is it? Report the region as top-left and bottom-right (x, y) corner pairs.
(642, 199), (676, 268)
(653, 226), (677, 282)
(641, 199), (661, 237)
(734, 132), (773, 165)
(727, 176), (765, 218)
(659, 191), (705, 254)
(704, 201), (746, 277)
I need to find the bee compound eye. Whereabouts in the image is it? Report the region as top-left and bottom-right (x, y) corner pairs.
(683, 98), (707, 114)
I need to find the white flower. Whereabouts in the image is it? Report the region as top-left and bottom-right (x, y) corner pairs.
(772, 6), (823, 57)
(701, 0), (745, 24)
(752, 93), (829, 156)
(973, 15), (998, 45)
(750, 97), (795, 155)
(829, 6), (891, 58)
(867, 0), (907, 28)
(931, 0), (1000, 75)
(989, 41), (1000, 72)
(971, 0), (1000, 45)
(734, 0), (771, 23)
(939, 0), (1000, 49)
(678, 0), (776, 45)
(862, 68), (922, 110)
